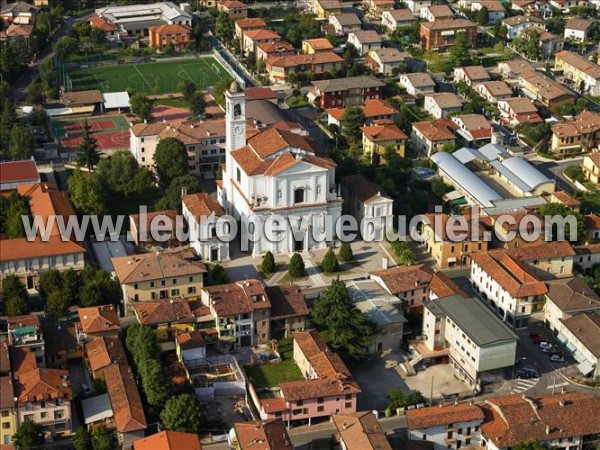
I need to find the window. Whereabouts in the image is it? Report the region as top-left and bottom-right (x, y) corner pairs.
(134, 283), (138, 289)
(40, 412), (47, 419)
(292, 409), (303, 415)
(189, 276), (194, 282)
(345, 401), (352, 408)
(1, 411), (8, 417)
(171, 289), (180, 296)
(294, 188), (305, 204)
(317, 397), (324, 404)
(317, 406), (324, 412)
(24, 414), (34, 422)
(236, 168), (241, 183)
(161, 280), (166, 286)
(2, 423), (10, 429)
(422, 435), (427, 441)
(150, 281), (155, 288)
(345, 394), (352, 400)
(297, 400), (304, 406)
(188, 287), (196, 294)
(172, 278), (177, 285)
(54, 410), (64, 420)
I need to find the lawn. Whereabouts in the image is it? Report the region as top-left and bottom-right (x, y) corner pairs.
(67, 56), (230, 95)
(244, 338), (303, 388)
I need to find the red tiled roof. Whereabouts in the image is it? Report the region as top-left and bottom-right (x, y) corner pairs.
(341, 174), (392, 203)
(134, 431), (202, 450)
(234, 421), (292, 450)
(407, 403), (484, 430)
(507, 241), (576, 261)
(16, 368), (71, 405)
(333, 411), (392, 450)
(361, 124), (408, 142)
(0, 160), (38, 185)
(203, 279), (271, 316)
(104, 363), (147, 433)
(78, 305), (120, 334)
(85, 336), (127, 374)
(293, 330), (351, 380)
(90, 16), (117, 32)
(279, 379), (360, 401)
(371, 264), (434, 294)
(244, 28), (281, 41)
(235, 18), (266, 29)
(133, 298), (194, 326)
(266, 284), (308, 320)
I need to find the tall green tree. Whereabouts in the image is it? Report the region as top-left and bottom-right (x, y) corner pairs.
(311, 278), (377, 361)
(2, 275), (28, 316)
(538, 202), (585, 242)
(76, 121), (101, 170)
(73, 427), (91, 450)
(91, 426), (114, 450)
(342, 106), (365, 143)
(338, 242), (353, 262)
(261, 251), (275, 274)
(12, 421), (45, 449)
(161, 393), (204, 433)
(8, 124), (35, 160)
(215, 11), (233, 42)
(153, 138), (189, 190)
(288, 253), (305, 278)
(4, 191), (29, 238)
(320, 249), (339, 273)
(47, 289), (69, 317)
(450, 32), (472, 67)
(68, 170), (107, 215)
(38, 269), (63, 300)
(476, 6), (489, 26)
(178, 79), (196, 100)
(189, 91), (206, 117)
(130, 93), (154, 121)
(513, 441), (548, 450)
(207, 264), (229, 285)
(155, 175), (199, 211)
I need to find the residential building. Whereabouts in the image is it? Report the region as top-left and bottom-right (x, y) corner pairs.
(256, 41), (295, 61)
(470, 250), (548, 329)
(328, 12), (362, 35)
(420, 19), (478, 51)
(89, 16), (122, 40)
(148, 24), (192, 51)
(340, 175), (394, 241)
(0, 1), (38, 24)
(406, 0), (432, 17)
(361, 124), (408, 160)
(424, 93), (463, 119)
(574, 243), (600, 274)
(111, 248), (206, 313)
(474, 80), (513, 104)
(582, 153), (600, 184)
(543, 277), (600, 332)
(381, 9), (417, 32)
(370, 264), (434, 312)
(132, 298), (196, 342)
(77, 305), (120, 341)
(333, 411), (392, 450)
(243, 28), (281, 55)
(176, 330), (207, 363)
(451, 114), (493, 146)
(0, 23), (33, 40)
(267, 284), (308, 340)
(507, 241), (575, 278)
(85, 336), (128, 375)
(365, 48), (409, 76)
(519, 70), (574, 108)
(536, 29), (564, 60)
(481, 392), (600, 449)
(555, 50), (600, 96)
(94, 2), (192, 36)
(558, 313), (600, 378)
(497, 97), (542, 126)
(310, 76), (386, 109)
(302, 38), (334, 54)
(218, 83), (344, 255)
(265, 52), (344, 84)
(234, 17), (266, 41)
(293, 330), (351, 381)
(217, 0), (248, 19)
(0, 377), (17, 446)
(229, 420), (292, 450)
(327, 99), (399, 127)
(316, 0), (342, 19)
(129, 209), (183, 249)
(347, 30), (382, 55)
(424, 4), (453, 21)
(8, 315), (44, 368)
(547, 190), (581, 212)
(364, 0), (395, 18)
(454, 65), (490, 87)
(587, 213), (600, 242)
(0, 158), (39, 191)
(483, 210), (546, 250)
(411, 119), (458, 156)
(550, 110), (600, 154)
(498, 59), (534, 79)
(423, 295), (518, 387)
(182, 192), (229, 262)
(471, 1), (505, 23)
(399, 72), (436, 96)
(407, 403), (485, 449)
(502, 15), (544, 39)
(419, 213), (488, 269)
(134, 431), (203, 450)
(564, 18), (596, 42)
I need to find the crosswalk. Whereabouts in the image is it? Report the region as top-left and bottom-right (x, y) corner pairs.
(511, 377), (539, 394)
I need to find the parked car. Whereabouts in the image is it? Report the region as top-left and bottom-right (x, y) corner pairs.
(516, 368), (539, 379)
(539, 341), (552, 348)
(550, 354), (565, 363)
(541, 346), (553, 353)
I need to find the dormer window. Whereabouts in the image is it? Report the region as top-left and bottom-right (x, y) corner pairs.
(294, 188), (305, 205)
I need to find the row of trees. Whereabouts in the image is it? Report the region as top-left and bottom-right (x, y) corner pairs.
(0, 81), (35, 160)
(0, 191), (29, 238)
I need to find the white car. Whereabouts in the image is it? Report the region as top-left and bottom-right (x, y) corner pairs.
(550, 354), (565, 363)
(539, 342), (552, 349)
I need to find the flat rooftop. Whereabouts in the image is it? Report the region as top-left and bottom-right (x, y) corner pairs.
(347, 279), (406, 326)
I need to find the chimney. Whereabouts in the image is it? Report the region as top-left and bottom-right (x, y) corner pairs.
(546, 425), (551, 435)
(181, 186), (188, 198)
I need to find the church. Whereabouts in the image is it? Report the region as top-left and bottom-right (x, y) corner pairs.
(217, 81), (343, 256)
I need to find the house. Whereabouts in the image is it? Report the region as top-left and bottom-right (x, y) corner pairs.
(365, 48), (409, 76)
(564, 18), (596, 42)
(61, 89), (104, 113)
(424, 4), (453, 21)
(132, 298), (196, 342)
(543, 277), (600, 332)
(498, 59), (534, 79)
(148, 24), (193, 52)
(419, 213), (488, 269)
(471, 1), (505, 23)
(451, 114), (493, 146)
(381, 9), (417, 32)
(340, 175), (393, 240)
(474, 80), (513, 104)
(536, 29), (564, 60)
(507, 241), (575, 278)
(182, 191), (229, 262)
(361, 124), (408, 160)
(229, 420), (292, 450)
(85, 336), (128, 375)
(302, 38), (334, 54)
(265, 52), (344, 84)
(333, 411), (392, 450)
(310, 76), (386, 109)
(550, 111), (600, 154)
(0, 377), (17, 447)
(234, 17), (266, 41)
(327, 99), (399, 127)
(411, 119), (458, 156)
(95, 3), (192, 36)
(424, 93), (463, 119)
(502, 15), (545, 39)
(582, 153), (600, 184)
(328, 12), (362, 36)
(497, 97), (542, 126)
(420, 19), (478, 51)
(111, 248), (206, 313)
(293, 329), (351, 381)
(555, 50), (600, 96)
(217, 0), (248, 19)
(519, 70), (574, 108)
(347, 30), (382, 55)
(316, 0), (342, 19)
(470, 250), (548, 329)
(364, 0), (395, 18)
(89, 16), (121, 40)
(77, 305), (120, 340)
(8, 315), (44, 368)
(40, 322), (83, 370)
(243, 28), (281, 56)
(547, 190), (581, 212)
(0, 23), (33, 40)
(454, 65), (490, 87)
(407, 403), (485, 449)
(0, 158), (39, 191)
(481, 392), (600, 449)
(1, 1), (38, 24)
(573, 243), (600, 273)
(134, 431), (203, 450)
(406, 0), (432, 17)
(558, 313), (600, 378)
(399, 72), (436, 96)
(370, 264), (435, 312)
(129, 209), (183, 249)
(587, 213), (600, 241)
(267, 284), (308, 340)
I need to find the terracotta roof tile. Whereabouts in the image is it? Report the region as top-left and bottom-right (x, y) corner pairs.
(203, 279), (271, 317)
(507, 241), (575, 260)
(85, 337), (127, 374)
(0, 377), (15, 409)
(412, 119), (457, 142)
(233, 420), (292, 450)
(371, 264), (434, 294)
(183, 192), (225, 219)
(279, 379), (360, 401)
(244, 28), (281, 41)
(304, 38), (334, 51)
(0, 160), (38, 185)
(89, 16), (118, 32)
(266, 284), (308, 320)
(104, 363), (147, 433)
(78, 305), (120, 334)
(361, 124), (408, 142)
(333, 411), (392, 450)
(235, 18), (267, 29)
(341, 174), (391, 203)
(293, 330), (351, 380)
(176, 330), (205, 349)
(10, 347), (37, 377)
(16, 368), (71, 405)
(429, 272), (468, 299)
(560, 313), (600, 356)
(420, 18), (477, 31)
(133, 431), (202, 450)
(407, 403), (484, 430)
(133, 298), (194, 326)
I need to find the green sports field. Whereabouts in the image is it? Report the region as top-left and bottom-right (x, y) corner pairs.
(68, 56), (227, 95)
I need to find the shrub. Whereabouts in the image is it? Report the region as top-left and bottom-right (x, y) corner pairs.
(320, 249), (339, 273)
(261, 251), (275, 274)
(338, 242), (353, 262)
(288, 253), (305, 278)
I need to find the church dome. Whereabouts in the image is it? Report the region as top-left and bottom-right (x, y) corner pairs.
(229, 80), (243, 93)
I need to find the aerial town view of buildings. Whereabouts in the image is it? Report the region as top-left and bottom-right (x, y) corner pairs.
(0, 0), (600, 448)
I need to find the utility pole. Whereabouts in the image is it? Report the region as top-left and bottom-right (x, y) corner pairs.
(429, 376), (434, 407)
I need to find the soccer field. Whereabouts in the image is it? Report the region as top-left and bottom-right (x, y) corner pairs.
(68, 56), (229, 95)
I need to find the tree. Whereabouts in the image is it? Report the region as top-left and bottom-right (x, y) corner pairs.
(564, 165), (585, 182)
(8, 124), (34, 160)
(215, 11), (233, 42)
(288, 253), (305, 278)
(12, 421), (45, 449)
(75, 121), (101, 171)
(91, 426), (114, 450)
(476, 6), (489, 26)
(161, 393), (204, 433)
(389, 240), (416, 265)
(208, 264), (229, 285)
(68, 170), (107, 215)
(513, 441), (548, 450)
(38, 269), (63, 300)
(155, 175), (199, 211)
(320, 249), (339, 273)
(5, 296), (27, 317)
(47, 290), (69, 317)
(73, 427), (91, 450)
(153, 138), (189, 190)
(538, 202), (585, 243)
(261, 251), (275, 274)
(311, 278), (377, 361)
(61, 269), (81, 307)
(450, 32), (472, 67)
(213, 77), (231, 107)
(189, 91), (206, 117)
(2, 275), (28, 316)
(178, 79), (196, 100)
(96, 150), (153, 198)
(26, 82), (44, 105)
(342, 106), (365, 143)
(53, 35), (78, 60)
(4, 191), (29, 238)
(387, 389), (424, 410)
(441, 142), (458, 153)
(140, 358), (173, 407)
(338, 242), (353, 262)
(130, 93), (154, 121)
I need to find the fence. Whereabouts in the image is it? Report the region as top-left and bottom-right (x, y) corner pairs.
(211, 37), (254, 87)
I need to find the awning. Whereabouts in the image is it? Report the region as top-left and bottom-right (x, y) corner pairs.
(576, 360), (594, 376)
(573, 351), (587, 363)
(556, 333), (567, 344)
(565, 342), (577, 353)
(447, 257), (457, 263)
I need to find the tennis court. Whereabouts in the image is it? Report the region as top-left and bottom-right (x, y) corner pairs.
(51, 115), (131, 151)
(68, 56), (228, 95)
